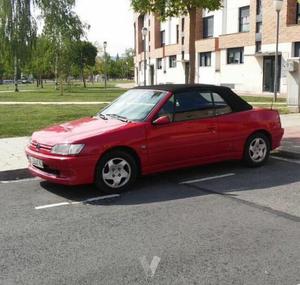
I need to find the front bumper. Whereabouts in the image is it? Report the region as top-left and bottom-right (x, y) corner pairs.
(25, 146), (98, 185)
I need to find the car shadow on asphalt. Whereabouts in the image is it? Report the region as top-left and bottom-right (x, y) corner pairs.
(39, 157), (300, 207)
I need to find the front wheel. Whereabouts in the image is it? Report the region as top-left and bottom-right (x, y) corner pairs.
(95, 150), (138, 193)
(243, 133), (270, 167)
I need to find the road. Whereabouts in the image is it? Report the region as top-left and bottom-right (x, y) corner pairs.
(0, 157), (300, 285)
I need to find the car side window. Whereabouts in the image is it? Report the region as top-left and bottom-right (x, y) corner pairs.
(212, 92), (232, 116)
(157, 96), (175, 122)
(174, 91), (215, 122)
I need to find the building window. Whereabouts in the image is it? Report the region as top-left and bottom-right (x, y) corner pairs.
(239, 6), (250, 32)
(181, 18), (185, 32)
(256, 22), (262, 33)
(160, 30), (165, 47)
(134, 23), (137, 55)
(157, 58), (163, 69)
(169, 55), (177, 68)
(256, 0), (262, 15)
(199, 52), (212, 67)
(295, 42), (300, 57)
(181, 36), (185, 45)
(227, 47), (244, 64)
(297, 3), (300, 24)
(203, 16), (214, 38)
(256, 41), (262, 53)
(176, 25), (179, 44)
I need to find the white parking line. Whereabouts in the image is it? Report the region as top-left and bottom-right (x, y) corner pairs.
(35, 202), (70, 210)
(0, 177), (40, 184)
(272, 156), (300, 164)
(35, 194), (120, 210)
(179, 173), (236, 185)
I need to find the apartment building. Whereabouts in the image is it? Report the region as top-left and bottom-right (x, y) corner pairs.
(134, 0), (300, 95)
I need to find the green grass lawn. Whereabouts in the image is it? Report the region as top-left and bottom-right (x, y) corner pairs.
(241, 96), (286, 103)
(0, 104), (107, 138)
(0, 83), (126, 102)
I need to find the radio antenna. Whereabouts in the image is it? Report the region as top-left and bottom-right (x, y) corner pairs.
(271, 98), (274, 110)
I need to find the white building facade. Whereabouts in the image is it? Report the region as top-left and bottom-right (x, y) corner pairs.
(134, 0), (300, 95)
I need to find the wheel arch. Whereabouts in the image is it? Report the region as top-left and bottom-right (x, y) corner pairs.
(244, 129), (272, 151)
(95, 146), (142, 179)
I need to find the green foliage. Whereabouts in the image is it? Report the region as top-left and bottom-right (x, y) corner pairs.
(30, 36), (54, 79)
(131, 0), (222, 19)
(0, 0), (37, 65)
(72, 41), (98, 87)
(95, 48), (134, 80)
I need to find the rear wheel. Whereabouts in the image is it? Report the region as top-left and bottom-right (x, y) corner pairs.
(95, 150), (138, 193)
(243, 133), (270, 167)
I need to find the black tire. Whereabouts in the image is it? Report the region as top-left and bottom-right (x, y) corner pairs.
(243, 132), (270, 167)
(95, 150), (138, 193)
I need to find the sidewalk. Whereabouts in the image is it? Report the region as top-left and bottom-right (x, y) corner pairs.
(278, 114), (300, 157)
(0, 114), (299, 174)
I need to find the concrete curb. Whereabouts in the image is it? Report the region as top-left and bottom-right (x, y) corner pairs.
(0, 168), (33, 182)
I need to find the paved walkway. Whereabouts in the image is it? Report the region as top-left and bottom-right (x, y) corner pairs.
(279, 114), (300, 156)
(0, 114), (299, 172)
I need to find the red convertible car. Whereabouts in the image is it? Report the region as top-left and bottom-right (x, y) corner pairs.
(26, 84), (284, 193)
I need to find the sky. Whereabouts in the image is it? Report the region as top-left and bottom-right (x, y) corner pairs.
(75, 0), (134, 56)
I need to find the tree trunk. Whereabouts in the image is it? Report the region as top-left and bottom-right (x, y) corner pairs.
(14, 55), (19, 92)
(55, 55), (58, 90)
(188, 8), (196, 84)
(82, 68), (86, 88)
(40, 75), (44, 88)
(60, 78), (64, 96)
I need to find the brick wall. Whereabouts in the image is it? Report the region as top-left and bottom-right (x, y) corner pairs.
(263, 0), (300, 44)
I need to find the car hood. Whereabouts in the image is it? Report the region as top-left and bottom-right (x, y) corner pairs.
(31, 117), (129, 146)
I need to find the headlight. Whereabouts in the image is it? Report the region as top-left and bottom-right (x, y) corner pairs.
(51, 144), (85, 155)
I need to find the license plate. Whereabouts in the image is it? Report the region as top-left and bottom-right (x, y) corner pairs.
(29, 156), (44, 169)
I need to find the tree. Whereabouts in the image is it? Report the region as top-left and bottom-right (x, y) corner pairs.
(30, 36), (53, 88)
(73, 41), (98, 88)
(40, 0), (85, 94)
(131, 0), (222, 84)
(0, 0), (37, 91)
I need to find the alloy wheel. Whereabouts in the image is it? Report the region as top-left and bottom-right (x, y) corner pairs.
(102, 158), (132, 189)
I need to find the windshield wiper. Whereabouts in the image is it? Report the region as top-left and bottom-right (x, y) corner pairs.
(96, 113), (108, 120)
(106, 114), (130, 122)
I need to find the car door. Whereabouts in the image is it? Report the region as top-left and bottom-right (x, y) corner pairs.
(145, 89), (219, 170)
(212, 90), (247, 159)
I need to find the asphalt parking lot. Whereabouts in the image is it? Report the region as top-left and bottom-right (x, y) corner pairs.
(1, 156), (300, 285)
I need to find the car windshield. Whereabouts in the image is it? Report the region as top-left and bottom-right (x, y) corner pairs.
(99, 89), (167, 121)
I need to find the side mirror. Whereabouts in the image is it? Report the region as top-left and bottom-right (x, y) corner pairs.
(152, 115), (171, 126)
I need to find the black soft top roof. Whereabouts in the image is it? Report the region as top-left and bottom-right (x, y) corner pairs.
(133, 84), (253, 113)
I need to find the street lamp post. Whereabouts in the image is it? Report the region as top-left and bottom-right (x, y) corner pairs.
(142, 27), (148, 86)
(103, 41), (107, 89)
(273, 0), (283, 102)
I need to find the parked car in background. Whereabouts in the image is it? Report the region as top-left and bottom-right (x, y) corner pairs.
(26, 84), (284, 193)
